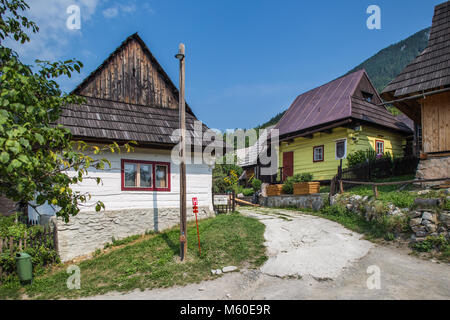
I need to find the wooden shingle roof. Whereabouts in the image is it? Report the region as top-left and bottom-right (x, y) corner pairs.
(382, 1), (450, 97)
(57, 33), (214, 148)
(58, 97), (209, 147)
(350, 97), (412, 133)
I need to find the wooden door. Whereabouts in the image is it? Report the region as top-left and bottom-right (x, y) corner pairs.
(283, 152), (294, 181)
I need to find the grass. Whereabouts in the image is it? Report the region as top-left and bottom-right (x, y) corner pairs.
(411, 235), (450, 263)
(0, 212), (267, 300)
(283, 205), (410, 241)
(344, 174), (421, 208)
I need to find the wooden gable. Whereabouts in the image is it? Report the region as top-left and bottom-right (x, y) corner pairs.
(353, 72), (382, 105)
(74, 33), (179, 109)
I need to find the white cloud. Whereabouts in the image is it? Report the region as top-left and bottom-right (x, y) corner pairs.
(2, 0), (151, 91)
(143, 3), (155, 14)
(102, 6), (118, 18)
(5, 0), (102, 62)
(102, 2), (139, 19)
(121, 3), (137, 13)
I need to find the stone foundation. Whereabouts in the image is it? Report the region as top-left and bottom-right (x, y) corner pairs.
(409, 210), (450, 241)
(259, 194), (326, 211)
(330, 194), (407, 220)
(416, 156), (450, 184)
(331, 193), (450, 243)
(57, 207), (214, 262)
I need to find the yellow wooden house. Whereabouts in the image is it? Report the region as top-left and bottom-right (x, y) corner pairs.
(275, 69), (414, 181)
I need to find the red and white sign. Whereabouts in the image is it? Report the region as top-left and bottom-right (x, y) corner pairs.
(192, 197), (201, 255)
(192, 197), (198, 213)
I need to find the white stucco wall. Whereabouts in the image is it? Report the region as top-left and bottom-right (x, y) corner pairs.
(34, 147), (215, 261)
(71, 147), (214, 212)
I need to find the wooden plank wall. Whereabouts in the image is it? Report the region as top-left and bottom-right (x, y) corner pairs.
(421, 91), (450, 153)
(354, 73), (382, 105)
(79, 39), (178, 109)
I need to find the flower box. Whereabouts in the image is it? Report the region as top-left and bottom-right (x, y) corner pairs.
(266, 184), (284, 196)
(293, 182), (320, 195)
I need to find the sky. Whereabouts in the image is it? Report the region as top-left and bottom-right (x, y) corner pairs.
(7, 0), (444, 131)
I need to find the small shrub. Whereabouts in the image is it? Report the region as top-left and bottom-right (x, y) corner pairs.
(0, 217), (60, 280)
(347, 149), (393, 167)
(282, 173), (313, 194)
(384, 232), (395, 241)
(0, 245), (60, 278)
(251, 178), (262, 192)
(373, 201), (389, 216)
(321, 204), (348, 216)
(412, 235), (449, 253)
(242, 188), (254, 197)
(347, 150), (372, 167)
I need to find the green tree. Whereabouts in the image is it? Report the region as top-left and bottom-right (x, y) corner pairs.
(0, 0), (134, 222)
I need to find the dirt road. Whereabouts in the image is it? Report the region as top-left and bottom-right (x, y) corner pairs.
(86, 208), (450, 300)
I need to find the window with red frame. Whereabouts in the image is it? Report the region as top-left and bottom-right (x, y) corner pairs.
(121, 159), (170, 191)
(375, 140), (384, 155)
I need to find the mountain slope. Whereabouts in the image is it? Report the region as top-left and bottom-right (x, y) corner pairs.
(347, 27), (430, 93)
(255, 27), (430, 129)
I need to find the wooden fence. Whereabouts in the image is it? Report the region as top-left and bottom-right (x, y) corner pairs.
(329, 158), (449, 199)
(341, 155), (419, 182)
(336, 178), (450, 198)
(213, 192), (236, 213)
(0, 224), (58, 281)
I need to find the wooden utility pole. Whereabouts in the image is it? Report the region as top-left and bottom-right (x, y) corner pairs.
(176, 43), (187, 261)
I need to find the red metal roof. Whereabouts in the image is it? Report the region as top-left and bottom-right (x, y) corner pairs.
(275, 70), (364, 137)
(275, 69), (412, 138)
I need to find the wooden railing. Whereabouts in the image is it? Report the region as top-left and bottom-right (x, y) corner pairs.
(332, 177), (450, 199)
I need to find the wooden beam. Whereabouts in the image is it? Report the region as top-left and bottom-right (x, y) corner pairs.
(235, 198), (259, 207)
(372, 185), (378, 199)
(280, 119), (352, 141)
(340, 177), (450, 186)
(177, 43), (187, 261)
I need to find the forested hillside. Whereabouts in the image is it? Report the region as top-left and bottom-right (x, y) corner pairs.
(254, 27), (430, 129)
(347, 27), (430, 93)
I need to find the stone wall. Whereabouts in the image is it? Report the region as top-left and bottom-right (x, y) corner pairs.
(259, 194), (326, 211)
(57, 207), (214, 262)
(330, 194), (407, 220)
(330, 192), (450, 243)
(409, 211), (449, 240)
(416, 156), (450, 183)
(408, 197), (450, 243)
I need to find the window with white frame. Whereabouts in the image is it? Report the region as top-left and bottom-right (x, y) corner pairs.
(335, 139), (347, 160)
(375, 140), (384, 155)
(313, 145), (324, 162)
(155, 164), (169, 189)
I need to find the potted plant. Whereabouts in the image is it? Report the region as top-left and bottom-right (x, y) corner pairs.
(291, 173), (319, 195)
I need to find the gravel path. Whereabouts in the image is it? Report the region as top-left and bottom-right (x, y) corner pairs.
(85, 208), (450, 300)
